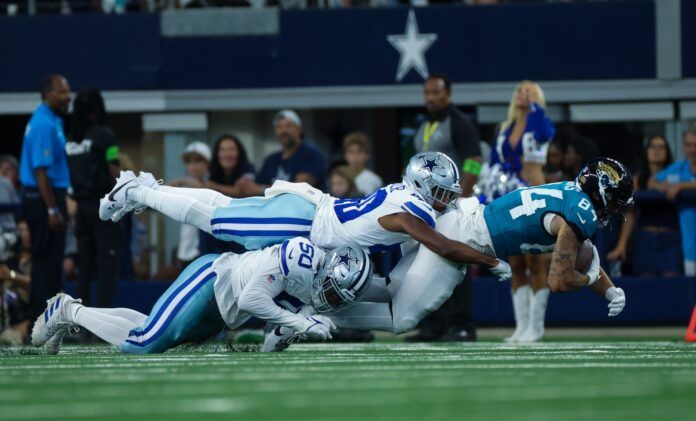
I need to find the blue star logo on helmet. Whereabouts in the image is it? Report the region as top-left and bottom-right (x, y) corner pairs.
(337, 250), (358, 270)
(420, 156), (443, 172)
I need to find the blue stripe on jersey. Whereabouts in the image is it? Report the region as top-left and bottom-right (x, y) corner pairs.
(280, 240), (290, 276)
(138, 262), (213, 336)
(212, 229), (311, 237)
(401, 202), (436, 228)
(210, 217), (313, 226)
(125, 272), (216, 348)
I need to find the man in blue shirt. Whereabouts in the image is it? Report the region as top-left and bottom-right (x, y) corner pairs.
(653, 128), (696, 276)
(19, 74), (72, 320)
(241, 110), (327, 194)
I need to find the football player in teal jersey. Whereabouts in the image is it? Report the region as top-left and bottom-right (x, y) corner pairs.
(328, 158), (634, 340)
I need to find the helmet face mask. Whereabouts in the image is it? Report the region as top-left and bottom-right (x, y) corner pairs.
(403, 152), (462, 212)
(576, 158), (634, 227)
(311, 245), (373, 314)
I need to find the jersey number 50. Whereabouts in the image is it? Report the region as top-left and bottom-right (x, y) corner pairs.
(298, 242), (315, 269)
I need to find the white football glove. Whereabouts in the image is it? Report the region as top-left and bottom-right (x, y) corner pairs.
(302, 315), (336, 341)
(585, 245), (601, 285)
(605, 287), (626, 317)
(491, 259), (512, 281)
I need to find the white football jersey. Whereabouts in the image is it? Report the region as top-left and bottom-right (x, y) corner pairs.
(212, 237), (325, 329)
(310, 183), (437, 253)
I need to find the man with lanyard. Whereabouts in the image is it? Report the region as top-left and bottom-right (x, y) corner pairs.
(65, 88), (122, 309)
(19, 74), (72, 320)
(411, 73), (483, 342)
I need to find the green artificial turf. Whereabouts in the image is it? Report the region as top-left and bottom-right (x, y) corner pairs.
(1, 341), (695, 420)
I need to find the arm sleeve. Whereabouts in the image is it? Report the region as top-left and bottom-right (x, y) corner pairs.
(237, 277), (307, 331)
(26, 122), (55, 169)
(450, 112), (482, 161)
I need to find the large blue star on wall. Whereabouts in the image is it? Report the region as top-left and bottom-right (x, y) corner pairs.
(337, 250), (358, 270)
(421, 156), (442, 172)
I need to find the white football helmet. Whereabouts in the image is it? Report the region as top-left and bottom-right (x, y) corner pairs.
(311, 245), (373, 313)
(403, 151), (462, 210)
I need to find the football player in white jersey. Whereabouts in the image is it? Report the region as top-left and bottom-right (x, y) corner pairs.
(328, 158), (632, 339)
(97, 152), (511, 279)
(31, 238), (372, 354)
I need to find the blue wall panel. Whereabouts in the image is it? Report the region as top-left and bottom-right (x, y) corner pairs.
(0, 14), (161, 93)
(0, 2), (656, 92)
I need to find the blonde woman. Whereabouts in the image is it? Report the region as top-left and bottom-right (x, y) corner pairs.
(489, 81), (556, 343)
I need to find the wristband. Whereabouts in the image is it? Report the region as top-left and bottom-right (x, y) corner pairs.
(48, 207), (60, 216)
(462, 159), (482, 176)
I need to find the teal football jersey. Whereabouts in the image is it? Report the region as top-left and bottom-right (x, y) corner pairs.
(483, 182), (598, 258)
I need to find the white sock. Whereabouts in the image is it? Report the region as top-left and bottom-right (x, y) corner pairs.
(508, 284), (532, 340)
(127, 186), (215, 234)
(156, 186), (232, 207)
(69, 305), (139, 346)
(97, 308), (148, 326)
(330, 303), (394, 332)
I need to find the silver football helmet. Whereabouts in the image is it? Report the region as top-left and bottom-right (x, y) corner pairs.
(311, 245), (373, 314)
(403, 151), (462, 210)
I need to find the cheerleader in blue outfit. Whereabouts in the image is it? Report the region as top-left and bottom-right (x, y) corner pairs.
(489, 81), (556, 343)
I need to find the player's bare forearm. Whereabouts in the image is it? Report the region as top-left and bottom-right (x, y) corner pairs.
(589, 268), (614, 297)
(548, 223), (583, 292)
(380, 213), (498, 267)
(34, 168), (57, 209)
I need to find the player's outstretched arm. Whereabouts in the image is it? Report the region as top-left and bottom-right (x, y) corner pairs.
(590, 268), (626, 317)
(379, 212), (504, 270)
(548, 221), (590, 292)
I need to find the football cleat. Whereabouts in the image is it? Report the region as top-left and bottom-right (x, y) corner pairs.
(137, 171), (163, 190)
(31, 293), (80, 348)
(99, 170), (138, 222)
(261, 324), (302, 353)
(44, 324), (79, 355)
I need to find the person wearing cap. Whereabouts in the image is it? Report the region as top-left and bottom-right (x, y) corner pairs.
(65, 87), (122, 309)
(169, 141), (212, 266)
(241, 110), (327, 195)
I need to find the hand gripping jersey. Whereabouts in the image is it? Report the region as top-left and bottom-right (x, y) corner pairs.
(212, 237), (325, 329)
(310, 183), (437, 254)
(483, 182), (597, 257)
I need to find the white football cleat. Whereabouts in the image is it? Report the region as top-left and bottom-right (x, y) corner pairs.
(44, 324), (79, 355)
(137, 171), (162, 189)
(31, 293), (80, 348)
(262, 324), (302, 352)
(99, 170), (138, 222)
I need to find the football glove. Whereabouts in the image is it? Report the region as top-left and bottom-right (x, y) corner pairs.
(491, 259), (512, 281)
(605, 287), (626, 317)
(302, 315), (336, 341)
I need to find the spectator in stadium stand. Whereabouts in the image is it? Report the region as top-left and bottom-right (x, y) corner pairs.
(0, 220), (32, 344)
(329, 166), (359, 199)
(343, 131), (383, 196)
(563, 135), (600, 177)
(18, 74), (71, 321)
(240, 109), (328, 195)
(608, 135), (681, 276)
(198, 134), (255, 256)
(489, 80), (556, 344)
(651, 128), (696, 277)
(0, 155), (20, 193)
(168, 141), (212, 266)
(66, 88), (122, 308)
(544, 139), (568, 183)
(408, 74), (482, 343)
